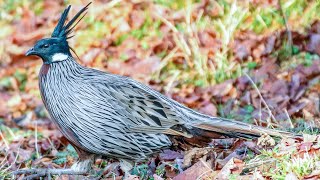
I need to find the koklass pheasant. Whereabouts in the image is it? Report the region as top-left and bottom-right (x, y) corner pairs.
(18, 2), (294, 178)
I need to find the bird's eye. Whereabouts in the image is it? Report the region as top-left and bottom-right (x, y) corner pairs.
(43, 44), (49, 48)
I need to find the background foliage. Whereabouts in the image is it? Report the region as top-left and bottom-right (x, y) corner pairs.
(1, 0), (320, 179)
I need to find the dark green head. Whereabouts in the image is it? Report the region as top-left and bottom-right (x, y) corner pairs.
(26, 38), (71, 64)
(26, 3), (91, 64)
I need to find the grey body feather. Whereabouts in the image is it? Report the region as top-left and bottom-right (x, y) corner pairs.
(39, 57), (293, 161)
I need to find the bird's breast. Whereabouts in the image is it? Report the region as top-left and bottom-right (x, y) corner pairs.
(40, 64), (51, 76)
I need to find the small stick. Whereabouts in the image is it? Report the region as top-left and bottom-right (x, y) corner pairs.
(13, 168), (87, 180)
(0, 129), (9, 149)
(35, 122), (40, 159)
(279, 0), (293, 55)
(284, 109), (294, 128)
(14, 168), (85, 175)
(244, 73), (279, 126)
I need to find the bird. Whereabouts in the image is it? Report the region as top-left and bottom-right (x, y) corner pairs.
(17, 2), (295, 179)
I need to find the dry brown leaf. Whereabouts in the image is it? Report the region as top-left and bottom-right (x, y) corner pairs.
(214, 158), (244, 180)
(173, 160), (213, 180)
(183, 148), (212, 168)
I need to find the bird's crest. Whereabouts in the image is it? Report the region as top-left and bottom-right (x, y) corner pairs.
(51, 2), (91, 39)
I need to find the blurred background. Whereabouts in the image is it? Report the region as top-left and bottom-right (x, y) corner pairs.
(1, 0), (320, 179)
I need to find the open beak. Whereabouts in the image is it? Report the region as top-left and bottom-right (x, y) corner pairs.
(25, 47), (36, 56)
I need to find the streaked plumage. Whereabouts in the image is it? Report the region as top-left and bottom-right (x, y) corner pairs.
(39, 58), (292, 161)
(23, 2), (295, 177)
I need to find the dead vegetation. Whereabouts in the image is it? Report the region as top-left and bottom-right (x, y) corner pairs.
(1, 0), (320, 179)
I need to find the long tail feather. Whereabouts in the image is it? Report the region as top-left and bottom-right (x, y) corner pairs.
(185, 110), (296, 138)
(194, 119), (295, 138)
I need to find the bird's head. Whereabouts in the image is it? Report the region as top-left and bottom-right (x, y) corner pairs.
(26, 3), (91, 64)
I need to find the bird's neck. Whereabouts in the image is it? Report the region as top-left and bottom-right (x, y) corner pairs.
(39, 56), (82, 76)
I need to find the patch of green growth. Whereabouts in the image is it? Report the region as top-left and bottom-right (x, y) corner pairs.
(302, 53), (318, 67)
(289, 119), (320, 134)
(153, 0), (188, 9)
(194, 79), (205, 87)
(269, 153), (318, 179)
(0, 76), (12, 89)
(156, 0), (247, 86)
(53, 144), (78, 165)
(275, 39), (294, 61)
(30, 151), (40, 160)
(130, 16), (162, 47)
(155, 164), (166, 177)
(0, 162), (13, 179)
(76, 18), (110, 55)
(292, 45), (300, 55)
(211, 1), (247, 84)
(228, 174), (240, 180)
(247, 62), (257, 70)
(241, 105), (255, 124)
(244, 149), (256, 161)
(248, 7), (281, 34)
(0, 125), (42, 143)
(120, 54), (129, 61)
(242, 0), (320, 34)
(156, 51), (167, 59)
(14, 70), (27, 91)
(281, 51), (319, 70)
(244, 105), (254, 113)
(114, 34), (129, 46)
(131, 17), (161, 40)
(175, 23), (185, 33)
(141, 41), (149, 50)
(0, 24), (13, 39)
(131, 164), (149, 179)
(217, 103), (235, 119)
(97, 160), (107, 168)
(1, 0), (43, 19)
(247, 143), (320, 179)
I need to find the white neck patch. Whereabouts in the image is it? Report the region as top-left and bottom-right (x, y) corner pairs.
(52, 53), (68, 62)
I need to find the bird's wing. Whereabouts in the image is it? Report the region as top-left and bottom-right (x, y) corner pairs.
(94, 79), (184, 130)
(85, 71), (195, 137)
(86, 70), (296, 140)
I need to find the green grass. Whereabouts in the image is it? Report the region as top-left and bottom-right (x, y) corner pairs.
(52, 144), (78, 165)
(1, 0), (320, 88)
(256, 149), (319, 179)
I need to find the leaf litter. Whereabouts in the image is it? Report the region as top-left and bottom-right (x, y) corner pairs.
(1, 0), (320, 179)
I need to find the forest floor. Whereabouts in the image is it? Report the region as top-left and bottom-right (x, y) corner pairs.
(1, 0), (320, 179)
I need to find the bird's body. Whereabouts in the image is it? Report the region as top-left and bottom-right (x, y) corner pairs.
(17, 3), (296, 178)
(39, 58), (173, 160)
(38, 56), (292, 162)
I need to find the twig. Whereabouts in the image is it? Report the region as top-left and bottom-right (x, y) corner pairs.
(259, 99), (262, 126)
(34, 122), (40, 159)
(284, 109), (294, 128)
(13, 168), (87, 180)
(257, 120), (281, 128)
(244, 158), (276, 170)
(0, 129), (9, 149)
(279, 0), (293, 55)
(244, 73), (278, 126)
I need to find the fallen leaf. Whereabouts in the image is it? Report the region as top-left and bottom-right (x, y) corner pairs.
(173, 160), (213, 180)
(159, 150), (183, 161)
(214, 158), (243, 180)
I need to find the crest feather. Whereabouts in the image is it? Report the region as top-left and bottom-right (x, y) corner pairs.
(51, 2), (91, 39)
